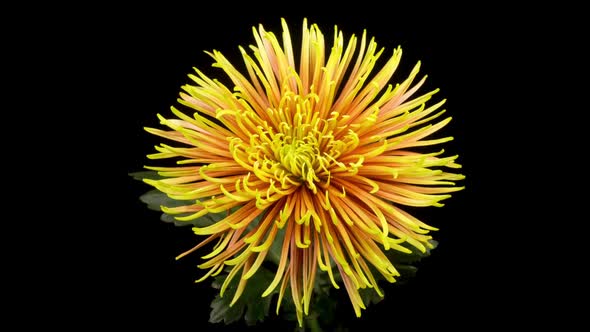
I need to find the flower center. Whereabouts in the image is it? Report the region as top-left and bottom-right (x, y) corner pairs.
(277, 136), (321, 190)
(226, 90), (367, 195)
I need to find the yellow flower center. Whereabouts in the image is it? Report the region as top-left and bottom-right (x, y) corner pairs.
(228, 89), (364, 196)
(277, 136), (320, 189)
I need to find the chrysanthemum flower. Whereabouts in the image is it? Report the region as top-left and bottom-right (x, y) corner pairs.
(143, 18), (464, 325)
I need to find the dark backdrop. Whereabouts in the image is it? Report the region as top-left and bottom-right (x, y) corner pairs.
(12, 2), (577, 330)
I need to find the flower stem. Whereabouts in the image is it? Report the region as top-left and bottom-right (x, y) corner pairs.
(296, 315), (322, 332)
(307, 316), (322, 332)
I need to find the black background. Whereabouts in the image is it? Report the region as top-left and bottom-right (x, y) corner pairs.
(97, 4), (540, 331)
(9, 3), (581, 330)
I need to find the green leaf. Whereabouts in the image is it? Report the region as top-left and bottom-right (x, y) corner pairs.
(160, 211), (233, 227)
(312, 288), (338, 325)
(394, 264), (419, 284)
(354, 240), (439, 308)
(210, 295), (245, 325)
(266, 227), (285, 265)
(138, 189), (231, 227)
(385, 239), (438, 265)
(159, 212), (191, 226)
(359, 285), (385, 306)
(209, 266), (278, 326)
(139, 190), (191, 211)
(244, 293), (273, 326)
(128, 170), (164, 181)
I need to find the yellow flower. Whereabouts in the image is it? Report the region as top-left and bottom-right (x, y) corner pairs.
(143, 18), (464, 325)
